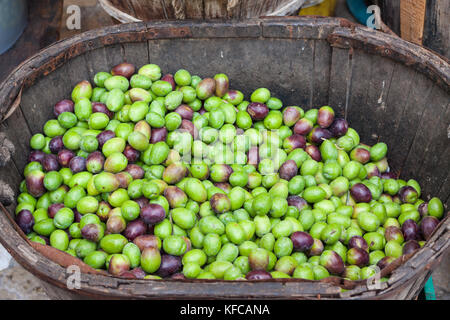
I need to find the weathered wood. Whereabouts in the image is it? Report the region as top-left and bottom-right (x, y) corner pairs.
(423, 0), (450, 59)
(311, 40), (331, 108)
(400, 0), (427, 45)
(328, 47), (352, 118)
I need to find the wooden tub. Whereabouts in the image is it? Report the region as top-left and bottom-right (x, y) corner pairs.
(0, 17), (448, 299)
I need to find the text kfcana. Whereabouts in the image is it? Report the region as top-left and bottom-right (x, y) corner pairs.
(180, 304), (270, 317)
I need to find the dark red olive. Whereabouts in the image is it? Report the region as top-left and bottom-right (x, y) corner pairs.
(403, 240), (420, 255)
(328, 118), (348, 137)
(111, 62), (135, 79)
(156, 254), (182, 277)
(347, 247), (369, 267)
(141, 204), (166, 225)
(402, 219), (419, 241)
(418, 202), (428, 217)
(351, 147), (370, 164)
(291, 231), (314, 252)
(123, 219), (147, 241)
(214, 182), (232, 194)
(73, 209), (82, 223)
(350, 183), (372, 203)
(125, 164), (145, 180)
(122, 145), (140, 163)
(118, 271), (137, 279)
(283, 107), (302, 127)
(294, 118), (314, 135)
(15, 209), (34, 234)
(287, 195), (308, 212)
(115, 172), (132, 189)
(133, 234), (160, 252)
(377, 256), (396, 269)
(170, 273), (186, 280)
(81, 223), (103, 242)
(54, 99), (74, 117)
(398, 186), (418, 204)
(161, 74), (176, 90)
(106, 215), (126, 234)
(384, 226), (404, 243)
(247, 102), (269, 121)
(307, 238), (324, 256)
(279, 160), (298, 181)
(317, 106), (335, 128)
(365, 163), (380, 178)
(175, 104), (194, 120)
(348, 235), (369, 252)
(180, 119), (198, 139)
(28, 150), (46, 164)
(108, 254), (130, 276)
(92, 102), (114, 119)
(305, 145), (322, 162)
(381, 172), (397, 179)
(198, 108), (207, 115)
(49, 136), (64, 154)
(48, 203), (65, 218)
(43, 154), (60, 172)
(86, 151), (105, 173)
(283, 134), (306, 152)
(25, 170), (45, 197)
(246, 270), (272, 280)
(420, 216), (439, 240)
(57, 149), (75, 167)
(69, 156), (86, 173)
(96, 130), (115, 148)
(247, 146), (259, 167)
(135, 196), (149, 210)
(321, 250), (345, 275)
(130, 267), (146, 279)
(150, 127), (167, 144)
(309, 127), (332, 145)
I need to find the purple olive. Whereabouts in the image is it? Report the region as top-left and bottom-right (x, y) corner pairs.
(214, 182), (232, 194)
(348, 235), (369, 252)
(92, 102), (114, 119)
(402, 219), (419, 241)
(279, 160), (298, 181)
(135, 196), (149, 210)
(418, 202), (428, 217)
(377, 256), (396, 270)
(48, 203), (65, 218)
(130, 267), (146, 279)
(328, 118), (348, 137)
(305, 145), (322, 162)
(43, 154), (60, 172)
(309, 127), (332, 145)
(49, 136), (64, 154)
(320, 250), (345, 275)
(291, 231), (314, 252)
(196, 78), (215, 99)
(108, 254), (130, 276)
(86, 151), (105, 173)
(54, 99), (74, 117)
(175, 104), (194, 120)
(283, 107), (302, 127)
(26, 170), (45, 197)
(347, 247), (369, 267)
(69, 156), (86, 173)
(287, 195), (308, 212)
(293, 118), (314, 135)
(162, 163), (188, 185)
(180, 119), (198, 139)
(317, 106), (335, 128)
(420, 216), (439, 240)
(96, 130), (115, 148)
(384, 226), (404, 243)
(111, 62), (135, 79)
(123, 145), (140, 163)
(350, 183), (372, 203)
(15, 209), (34, 234)
(133, 235), (160, 252)
(156, 254), (181, 278)
(381, 172), (397, 179)
(164, 186), (188, 209)
(161, 74), (176, 90)
(403, 240), (420, 255)
(198, 108), (207, 115)
(141, 204), (166, 225)
(125, 164), (145, 180)
(210, 193), (231, 214)
(214, 74), (229, 97)
(115, 172), (132, 189)
(350, 147), (370, 164)
(170, 273), (186, 280)
(247, 146), (260, 167)
(74, 209), (82, 223)
(106, 215), (126, 234)
(81, 223), (104, 242)
(283, 134), (306, 152)
(307, 238), (324, 256)
(246, 270), (272, 280)
(150, 127), (168, 144)
(398, 186), (418, 204)
(118, 271), (137, 279)
(247, 102), (269, 121)
(28, 150), (46, 164)
(57, 149), (75, 167)
(365, 163), (380, 178)
(123, 219), (147, 241)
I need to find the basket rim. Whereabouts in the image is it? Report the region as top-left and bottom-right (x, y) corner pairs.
(0, 17), (448, 299)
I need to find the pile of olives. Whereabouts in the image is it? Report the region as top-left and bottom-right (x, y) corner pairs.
(17, 62), (445, 281)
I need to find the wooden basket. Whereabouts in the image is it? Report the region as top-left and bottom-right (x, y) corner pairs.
(98, 0), (306, 22)
(0, 18), (448, 299)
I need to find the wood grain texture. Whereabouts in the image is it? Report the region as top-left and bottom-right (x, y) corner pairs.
(400, 0), (427, 45)
(423, 0), (450, 58)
